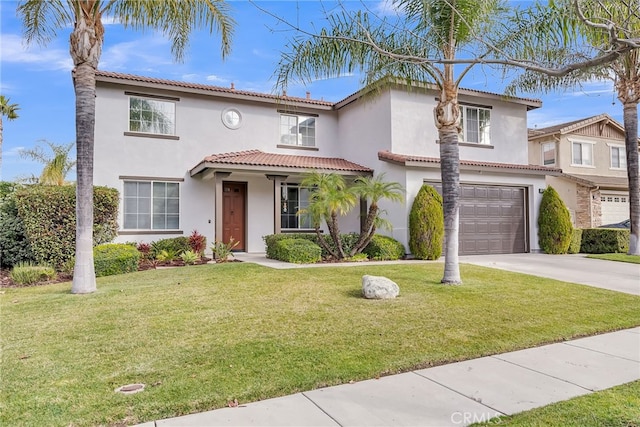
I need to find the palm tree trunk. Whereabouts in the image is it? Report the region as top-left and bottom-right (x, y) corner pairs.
(71, 63), (97, 294)
(0, 115), (3, 179)
(436, 79), (462, 284)
(70, 4), (102, 294)
(623, 101), (640, 255)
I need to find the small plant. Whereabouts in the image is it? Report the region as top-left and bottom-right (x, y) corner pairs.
(156, 249), (179, 263)
(271, 238), (322, 263)
(150, 237), (190, 259)
(345, 253), (368, 262)
(180, 250), (199, 265)
(10, 262), (56, 285)
(188, 230), (207, 258)
(93, 244), (141, 277)
(212, 237), (240, 262)
(136, 242), (152, 260)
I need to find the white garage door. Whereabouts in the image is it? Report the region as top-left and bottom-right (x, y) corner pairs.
(601, 192), (629, 225)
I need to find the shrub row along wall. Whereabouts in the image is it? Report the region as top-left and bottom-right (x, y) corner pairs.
(13, 185), (119, 268)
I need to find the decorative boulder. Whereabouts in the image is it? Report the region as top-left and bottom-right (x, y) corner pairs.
(362, 275), (400, 299)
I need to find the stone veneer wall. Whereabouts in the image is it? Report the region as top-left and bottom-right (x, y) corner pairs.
(575, 184), (602, 228)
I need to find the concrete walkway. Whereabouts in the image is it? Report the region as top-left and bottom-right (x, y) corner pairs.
(138, 328), (640, 427)
(135, 253), (640, 426)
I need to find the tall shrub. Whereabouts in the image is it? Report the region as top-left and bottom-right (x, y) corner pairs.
(538, 186), (573, 254)
(409, 185), (444, 260)
(15, 185), (118, 268)
(0, 185), (34, 268)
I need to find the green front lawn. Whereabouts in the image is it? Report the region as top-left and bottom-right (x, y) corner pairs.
(473, 381), (640, 426)
(2, 263), (639, 426)
(587, 253), (640, 264)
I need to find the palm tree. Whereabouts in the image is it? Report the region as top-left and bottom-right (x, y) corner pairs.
(20, 140), (76, 185)
(18, 0), (234, 293)
(0, 95), (20, 179)
(350, 174), (404, 256)
(277, 0), (506, 283)
(300, 171), (358, 259)
(273, 0), (636, 283)
(505, 0), (640, 255)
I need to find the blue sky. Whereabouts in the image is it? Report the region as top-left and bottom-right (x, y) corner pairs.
(0, 0), (623, 182)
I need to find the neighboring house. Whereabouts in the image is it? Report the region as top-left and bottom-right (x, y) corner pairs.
(94, 71), (556, 255)
(528, 114), (633, 228)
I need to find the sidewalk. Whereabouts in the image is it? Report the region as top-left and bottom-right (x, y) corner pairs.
(138, 327), (640, 426)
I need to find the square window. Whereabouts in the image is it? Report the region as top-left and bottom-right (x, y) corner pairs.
(281, 184), (312, 229)
(123, 180), (179, 230)
(129, 97), (176, 135)
(572, 142), (593, 166)
(280, 114), (316, 147)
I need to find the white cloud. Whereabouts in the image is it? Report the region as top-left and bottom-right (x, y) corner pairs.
(0, 34), (73, 71)
(206, 74), (229, 84)
(373, 0), (402, 16)
(4, 146), (27, 158)
(99, 37), (173, 70)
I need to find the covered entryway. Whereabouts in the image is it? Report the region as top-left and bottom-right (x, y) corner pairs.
(222, 182), (246, 251)
(434, 183), (527, 255)
(601, 191), (629, 225)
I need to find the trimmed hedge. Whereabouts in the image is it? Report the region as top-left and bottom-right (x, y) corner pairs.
(567, 229), (583, 254)
(0, 189), (34, 268)
(409, 184), (444, 260)
(271, 238), (322, 263)
(14, 185), (119, 268)
(580, 228), (630, 254)
(150, 237), (190, 258)
(538, 186), (573, 254)
(94, 244), (141, 277)
(363, 235), (405, 260)
(264, 233), (319, 259)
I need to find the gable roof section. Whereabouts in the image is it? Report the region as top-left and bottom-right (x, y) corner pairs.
(528, 114), (625, 140)
(96, 70), (541, 112)
(190, 150), (372, 176)
(378, 150), (561, 175)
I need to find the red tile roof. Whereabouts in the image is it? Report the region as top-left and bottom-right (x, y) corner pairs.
(378, 150), (562, 173)
(191, 150), (372, 175)
(95, 70), (334, 107)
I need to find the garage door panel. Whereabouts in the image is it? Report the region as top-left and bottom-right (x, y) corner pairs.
(601, 192), (629, 225)
(431, 183), (527, 255)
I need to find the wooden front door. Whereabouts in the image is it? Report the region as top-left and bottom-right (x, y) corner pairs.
(222, 182), (246, 251)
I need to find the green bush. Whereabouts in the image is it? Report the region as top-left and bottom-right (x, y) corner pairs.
(538, 186), (573, 254)
(319, 232), (360, 258)
(10, 262), (56, 285)
(580, 228), (630, 254)
(0, 189), (34, 268)
(14, 185), (119, 268)
(150, 237), (190, 258)
(264, 233), (319, 259)
(568, 229), (583, 254)
(409, 185), (444, 260)
(271, 238), (322, 263)
(93, 244), (141, 277)
(363, 235), (405, 260)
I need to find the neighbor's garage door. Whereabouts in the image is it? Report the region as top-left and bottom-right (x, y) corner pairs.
(601, 192), (629, 225)
(433, 183), (527, 255)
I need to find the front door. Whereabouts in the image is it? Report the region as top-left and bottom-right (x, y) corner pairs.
(222, 182), (246, 251)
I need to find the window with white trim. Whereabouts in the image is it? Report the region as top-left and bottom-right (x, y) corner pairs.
(610, 145), (627, 169)
(459, 105), (491, 144)
(129, 96), (176, 135)
(542, 142), (556, 166)
(281, 184), (312, 229)
(280, 114), (316, 147)
(123, 181), (179, 230)
(571, 141), (594, 166)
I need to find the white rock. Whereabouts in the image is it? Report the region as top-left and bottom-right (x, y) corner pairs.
(362, 275), (400, 299)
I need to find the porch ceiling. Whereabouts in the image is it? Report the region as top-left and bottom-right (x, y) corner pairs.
(190, 150), (373, 177)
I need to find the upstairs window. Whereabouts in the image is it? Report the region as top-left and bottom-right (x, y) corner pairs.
(280, 114), (316, 147)
(129, 96), (176, 135)
(459, 105), (491, 144)
(610, 145), (627, 169)
(542, 142), (556, 166)
(123, 181), (179, 230)
(281, 184), (312, 229)
(571, 141), (594, 166)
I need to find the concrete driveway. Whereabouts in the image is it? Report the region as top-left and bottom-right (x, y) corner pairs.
(460, 253), (640, 296)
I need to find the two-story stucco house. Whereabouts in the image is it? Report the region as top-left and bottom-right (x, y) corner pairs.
(94, 71), (556, 255)
(528, 114), (632, 228)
